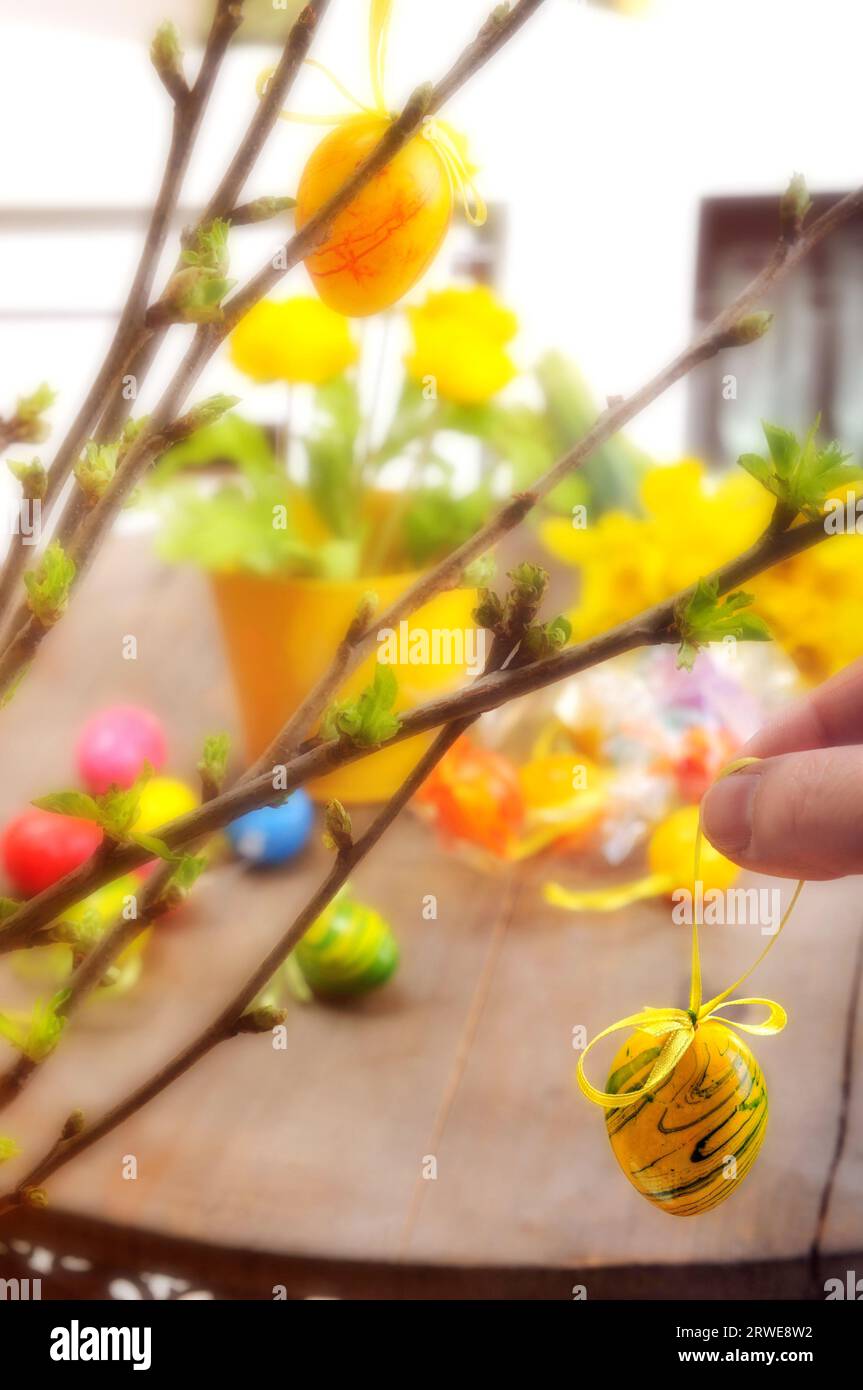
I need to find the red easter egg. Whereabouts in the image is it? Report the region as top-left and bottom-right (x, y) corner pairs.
(2, 807), (103, 897)
(76, 705), (167, 794)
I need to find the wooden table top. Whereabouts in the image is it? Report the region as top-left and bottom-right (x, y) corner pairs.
(0, 535), (861, 1300)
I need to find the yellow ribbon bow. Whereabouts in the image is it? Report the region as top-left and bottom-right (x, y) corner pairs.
(257, 0), (487, 226)
(577, 757), (805, 1109)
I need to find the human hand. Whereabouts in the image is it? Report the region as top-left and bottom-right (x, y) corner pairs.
(701, 655), (863, 880)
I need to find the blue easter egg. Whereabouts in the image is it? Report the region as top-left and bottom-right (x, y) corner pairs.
(226, 791), (314, 865)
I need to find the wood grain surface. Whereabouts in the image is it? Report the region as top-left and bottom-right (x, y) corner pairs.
(0, 534), (861, 1298)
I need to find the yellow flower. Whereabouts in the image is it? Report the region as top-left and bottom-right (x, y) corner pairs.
(405, 285), (518, 405)
(229, 296), (358, 385)
(541, 457), (863, 683)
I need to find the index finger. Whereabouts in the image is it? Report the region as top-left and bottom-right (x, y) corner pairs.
(744, 653), (863, 758)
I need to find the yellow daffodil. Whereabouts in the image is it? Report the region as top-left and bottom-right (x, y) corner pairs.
(405, 285), (518, 405)
(541, 458), (863, 683)
(229, 296), (358, 385)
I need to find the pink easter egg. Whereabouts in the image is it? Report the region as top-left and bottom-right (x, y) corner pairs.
(76, 705), (167, 794)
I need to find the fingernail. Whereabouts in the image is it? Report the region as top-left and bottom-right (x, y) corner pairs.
(702, 769), (762, 854)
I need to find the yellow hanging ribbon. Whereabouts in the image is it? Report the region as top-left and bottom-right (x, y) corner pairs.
(257, 0), (487, 226)
(576, 757), (805, 1109)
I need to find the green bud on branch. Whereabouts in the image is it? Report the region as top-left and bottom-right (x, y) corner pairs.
(74, 441), (120, 505)
(150, 21), (188, 103)
(227, 195), (297, 227)
(780, 172), (812, 242)
(347, 591), (378, 642)
(11, 383), (56, 445)
(520, 614), (572, 664)
(723, 311), (773, 347)
(323, 799), (353, 854)
(24, 542), (76, 627)
(61, 1109), (85, 1141)
(198, 731), (231, 801)
(321, 664), (401, 749)
(8, 457), (47, 501)
(234, 1004), (288, 1035)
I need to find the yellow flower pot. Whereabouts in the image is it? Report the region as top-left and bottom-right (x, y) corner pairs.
(210, 569), (478, 803)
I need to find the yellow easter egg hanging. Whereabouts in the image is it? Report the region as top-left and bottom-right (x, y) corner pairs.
(295, 113), (454, 317)
(604, 1020), (767, 1216)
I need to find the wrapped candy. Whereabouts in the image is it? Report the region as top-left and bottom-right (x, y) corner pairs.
(414, 737), (525, 858)
(545, 805), (738, 913)
(295, 890), (398, 998)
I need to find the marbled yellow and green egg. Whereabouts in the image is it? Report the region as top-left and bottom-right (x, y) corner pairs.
(604, 1020), (767, 1216)
(296, 894), (398, 998)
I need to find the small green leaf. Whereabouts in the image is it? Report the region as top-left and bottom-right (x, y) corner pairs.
(33, 790), (101, 822)
(131, 831), (177, 862)
(0, 897), (22, 923)
(0, 990), (69, 1063)
(97, 767), (152, 841)
(164, 852), (207, 899)
(321, 663), (401, 748)
(24, 541), (76, 627)
(737, 419), (863, 519)
(675, 578), (771, 669)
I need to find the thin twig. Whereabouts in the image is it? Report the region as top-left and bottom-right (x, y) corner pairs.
(0, 511), (829, 958)
(0, 619), (522, 1212)
(0, 0), (244, 639)
(0, 0), (546, 703)
(0, 2), (331, 652)
(237, 187), (863, 758)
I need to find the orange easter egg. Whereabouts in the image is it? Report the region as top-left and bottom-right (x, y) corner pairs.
(295, 114), (453, 317)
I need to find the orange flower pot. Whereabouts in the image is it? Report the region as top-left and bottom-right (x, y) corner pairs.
(210, 569), (478, 803)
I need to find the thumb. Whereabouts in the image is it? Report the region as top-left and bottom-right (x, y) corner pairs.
(701, 748), (863, 881)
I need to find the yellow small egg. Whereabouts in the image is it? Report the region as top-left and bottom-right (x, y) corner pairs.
(295, 114), (453, 317)
(134, 777), (198, 837)
(648, 804), (738, 895)
(605, 1021), (768, 1215)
